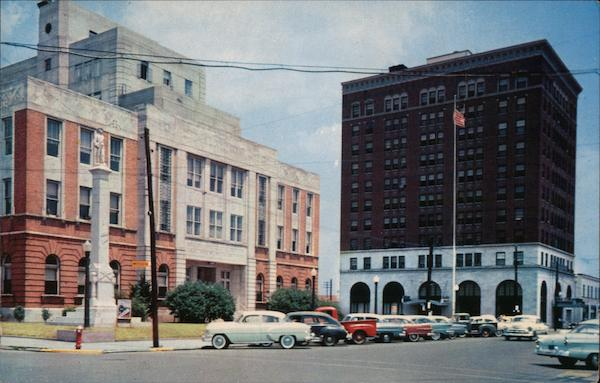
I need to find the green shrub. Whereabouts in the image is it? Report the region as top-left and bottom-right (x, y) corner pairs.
(62, 306), (76, 317)
(165, 282), (235, 323)
(130, 277), (152, 321)
(41, 308), (51, 322)
(13, 306), (25, 322)
(267, 288), (313, 313)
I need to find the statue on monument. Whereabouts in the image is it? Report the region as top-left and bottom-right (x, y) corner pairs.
(93, 128), (105, 165)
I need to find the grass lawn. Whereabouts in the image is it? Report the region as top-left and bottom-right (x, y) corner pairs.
(0, 322), (205, 341)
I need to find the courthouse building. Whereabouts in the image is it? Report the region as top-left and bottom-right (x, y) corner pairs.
(338, 40), (589, 321)
(0, 0), (319, 320)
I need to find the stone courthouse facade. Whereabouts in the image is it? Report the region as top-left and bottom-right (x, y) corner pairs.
(0, 0), (319, 320)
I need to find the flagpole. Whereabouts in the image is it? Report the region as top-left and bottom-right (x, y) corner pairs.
(451, 95), (457, 318)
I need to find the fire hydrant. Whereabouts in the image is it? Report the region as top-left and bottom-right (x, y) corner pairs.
(75, 325), (83, 350)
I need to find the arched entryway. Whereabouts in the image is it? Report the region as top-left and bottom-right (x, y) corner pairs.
(540, 281), (548, 322)
(457, 280), (481, 315)
(566, 285), (572, 299)
(350, 282), (371, 313)
(382, 282), (404, 314)
(496, 280), (522, 316)
(418, 281), (442, 315)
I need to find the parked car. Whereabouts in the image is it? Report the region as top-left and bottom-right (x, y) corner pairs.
(430, 315), (468, 338)
(468, 315), (500, 337)
(504, 315), (549, 340)
(315, 307), (377, 344)
(382, 315), (433, 342)
(203, 310), (311, 349)
(535, 319), (599, 369)
(452, 312), (472, 325)
(342, 313), (406, 343)
(287, 311), (349, 346)
(496, 315), (514, 336)
(404, 315), (455, 340)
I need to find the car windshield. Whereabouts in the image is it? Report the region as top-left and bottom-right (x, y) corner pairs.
(572, 324), (599, 335)
(512, 317), (529, 322)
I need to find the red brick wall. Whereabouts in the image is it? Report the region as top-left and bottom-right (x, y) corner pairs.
(14, 110), (44, 215)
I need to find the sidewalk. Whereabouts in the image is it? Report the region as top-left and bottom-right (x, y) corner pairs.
(0, 336), (210, 354)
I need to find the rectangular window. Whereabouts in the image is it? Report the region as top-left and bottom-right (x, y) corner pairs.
(220, 271), (231, 291)
(277, 226), (283, 250)
(3, 117), (12, 155)
(292, 229), (298, 252)
(514, 251), (524, 265)
(79, 128), (93, 164)
(210, 162), (224, 193)
(435, 254), (442, 268)
(383, 256), (389, 269)
(79, 186), (91, 220)
(498, 78), (509, 92)
(3, 178), (11, 215)
(186, 206), (201, 236)
(363, 257), (371, 270)
(140, 61), (151, 81)
(110, 137), (122, 172)
(497, 122), (507, 137)
(464, 253), (473, 267)
(474, 253), (482, 266)
(514, 208), (524, 221)
(496, 252), (506, 266)
(350, 258), (357, 270)
(185, 79), (193, 97)
(230, 214), (243, 242)
(187, 155), (203, 188)
(209, 210), (223, 239)
(305, 232), (312, 254)
(456, 253), (464, 267)
(163, 70), (172, 87)
(257, 220), (266, 246)
(47, 119), (61, 157)
(277, 185), (284, 210)
(516, 120), (526, 135)
(418, 255), (425, 269)
(390, 256), (398, 269)
(46, 180), (60, 216)
(398, 256), (405, 269)
(231, 168), (244, 198)
(44, 58), (51, 71)
(109, 193), (121, 225)
(306, 193), (313, 217)
(292, 188), (299, 214)
(159, 147), (172, 232)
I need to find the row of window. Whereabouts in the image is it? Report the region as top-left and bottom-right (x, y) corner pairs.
(349, 78), (529, 118)
(255, 274), (315, 302)
(580, 284), (599, 300)
(139, 61), (194, 98)
(187, 154), (245, 197)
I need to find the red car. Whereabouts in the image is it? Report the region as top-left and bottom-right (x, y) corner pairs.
(381, 315), (433, 342)
(315, 307), (377, 344)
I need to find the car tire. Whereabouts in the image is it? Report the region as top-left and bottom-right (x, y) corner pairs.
(586, 353), (598, 370)
(558, 356), (577, 368)
(448, 333), (457, 340)
(481, 329), (491, 338)
(259, 342), (273, 347)
(280, 335), (296, 349)
(381, 333), (392, 343)
(504, 336), (511, 341)
(458, 333), (467, 338)
(430, 332), (441, 341)
(211, 334), (229, 350)
(408, 333), (420, 342)
(352, 331), (367, 345)
(532, 331), (538, 340)
(495, 329), (503, 337)
(322, 335), (337, 347)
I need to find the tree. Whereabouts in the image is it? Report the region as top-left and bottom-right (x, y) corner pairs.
(267, 288), (312, 313)
(130, 277), (152, 320)
(165, 282), (235, 323)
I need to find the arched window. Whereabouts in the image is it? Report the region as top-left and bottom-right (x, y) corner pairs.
(77, 258), (86, 295)
(305, 278), (311, 291)
(276, 275), (283, 289)
(399, 93), (408, 109)
(365, 99), (374, 116)
(467, 80), (476, 97)
(110, 260), (121, 295)
(436, 86), (445, 102)
(44, 255), (60, 295)
(420, 89), (428, 105)
(158, 264), (168, 298)
(256, 273), (264, 302)
(384, 96), (393, 112)
(291, 277), (298, 290)
(1, 255), (12, 295)
(428, 87), (437, 104)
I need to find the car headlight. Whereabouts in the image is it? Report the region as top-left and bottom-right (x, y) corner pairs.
(527, 327), (532, 331)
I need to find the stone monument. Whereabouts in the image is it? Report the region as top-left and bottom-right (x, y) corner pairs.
(88, 128), (117, 326)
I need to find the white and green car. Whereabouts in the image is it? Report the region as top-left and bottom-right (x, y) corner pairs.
(203, 310), (311, 349)
(535, 319), (599, 369)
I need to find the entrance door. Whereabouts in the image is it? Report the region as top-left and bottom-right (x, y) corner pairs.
(197, 267), (216, 283)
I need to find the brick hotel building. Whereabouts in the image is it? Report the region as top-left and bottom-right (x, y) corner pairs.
(338, 40), (597, 321)
(0, 0), (319, 320)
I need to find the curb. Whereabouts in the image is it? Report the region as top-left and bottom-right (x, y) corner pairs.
(1, 344), (208, 354)
(41, 349), (103, 355)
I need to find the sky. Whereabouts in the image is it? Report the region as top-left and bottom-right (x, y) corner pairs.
(1, 1), (598, 293)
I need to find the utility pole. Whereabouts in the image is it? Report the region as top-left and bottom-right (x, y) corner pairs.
(553, 261), (560, 330)
(329, 278), (333, 301)
(144, 127), (159, 348)
(513, 246), (520, 315)
(426, 241), (433, 316)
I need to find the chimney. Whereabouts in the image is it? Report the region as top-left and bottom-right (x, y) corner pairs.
(389, 64), (407, 73)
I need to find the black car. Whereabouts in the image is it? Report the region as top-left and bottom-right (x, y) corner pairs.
(287, 311), (349, 346)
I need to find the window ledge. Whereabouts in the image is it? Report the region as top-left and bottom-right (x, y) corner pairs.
(42, 294), (64, 298)
(1, 293), (14, 297)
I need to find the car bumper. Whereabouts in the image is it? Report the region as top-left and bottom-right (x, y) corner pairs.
(504, 330), (535, 337)
(536, 347), (570, 357)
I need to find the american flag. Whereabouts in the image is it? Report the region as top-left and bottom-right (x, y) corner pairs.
(453, 109), (465, 127)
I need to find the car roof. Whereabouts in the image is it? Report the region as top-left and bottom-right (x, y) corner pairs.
(240, 310), (286, 318)
(287, 311), (332, 318)
(581, 319), (600, 325)
(513, 315), (539, 319)
(346, 313), (382, 318)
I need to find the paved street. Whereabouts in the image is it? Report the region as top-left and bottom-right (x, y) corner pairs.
(1, 337), (597, 383)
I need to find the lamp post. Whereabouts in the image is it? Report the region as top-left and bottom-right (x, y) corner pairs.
(373, 275), (380, 314)
(553, 260), (560, 330)
(83, 240), (91, 328)
(311, 268), (317, 309)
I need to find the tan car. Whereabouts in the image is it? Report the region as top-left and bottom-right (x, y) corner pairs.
(504, 315), (549, 340)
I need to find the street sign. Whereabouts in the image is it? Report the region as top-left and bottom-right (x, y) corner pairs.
(132, 260), (150, 269)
